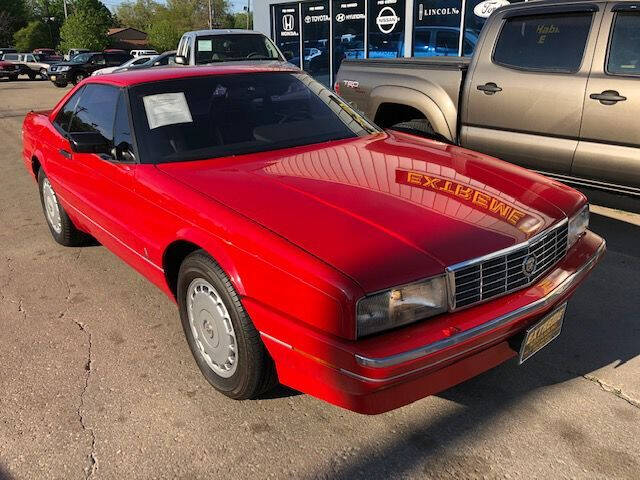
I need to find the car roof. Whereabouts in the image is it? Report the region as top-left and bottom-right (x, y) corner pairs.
(184, 29), (264, 36)
(87, 63), (299, 87)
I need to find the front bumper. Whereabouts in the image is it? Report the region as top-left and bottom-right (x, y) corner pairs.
(49, 72), (69, 84)
(250, 231), (605, 414)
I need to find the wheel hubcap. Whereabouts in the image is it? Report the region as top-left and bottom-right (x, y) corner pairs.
(42, 178), (62, 234)
(186, 279), (238, 378)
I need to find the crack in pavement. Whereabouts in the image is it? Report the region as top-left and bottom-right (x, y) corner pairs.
(582, 373), (640, 410)
(75, 320), (97, 479)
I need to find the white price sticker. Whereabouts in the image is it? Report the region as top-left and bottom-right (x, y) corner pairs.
(142, 92), (193, 130)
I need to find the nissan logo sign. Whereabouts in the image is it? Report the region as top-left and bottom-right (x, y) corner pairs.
(376, 7), (400, 34)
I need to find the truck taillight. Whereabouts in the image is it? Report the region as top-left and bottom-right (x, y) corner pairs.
(333, 81), (340, 95)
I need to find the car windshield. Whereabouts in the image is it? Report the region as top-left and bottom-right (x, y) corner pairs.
(129, 72), (380, 164)
(72, 53), (92, 63)
(194, 34), (281, 64)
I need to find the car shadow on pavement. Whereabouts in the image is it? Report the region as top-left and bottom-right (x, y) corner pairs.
(314, 211), (639, 479)
(0, 464), (13, 480)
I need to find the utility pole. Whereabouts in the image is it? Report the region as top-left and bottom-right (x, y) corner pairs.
(63, 0), (68, 19)
(208, 0), (213, 29)
(246, 0), (250, 29)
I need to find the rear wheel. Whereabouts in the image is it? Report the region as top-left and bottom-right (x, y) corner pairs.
(177, 251), (277, 400)
(8, 74), (18, 81)
(38, 169), (90, 246)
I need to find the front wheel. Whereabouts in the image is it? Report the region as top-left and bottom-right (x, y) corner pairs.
(39, 68), (48, 79)
(72, 72), (85, 85)
(177, 251), (277, 400)
(38, 169), (89, 246)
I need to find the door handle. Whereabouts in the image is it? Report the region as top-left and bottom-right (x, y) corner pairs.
(589, 90), (627, 105)
(59, 149), (72, 159)
(477, 82), (502, 95)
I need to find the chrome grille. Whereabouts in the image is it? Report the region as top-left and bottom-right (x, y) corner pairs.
(449, 221), (568, 309)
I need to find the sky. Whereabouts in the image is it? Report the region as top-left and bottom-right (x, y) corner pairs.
(103, 0), (250, 14)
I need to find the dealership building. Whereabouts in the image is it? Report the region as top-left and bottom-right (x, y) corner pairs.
(253, 0), (526, 86)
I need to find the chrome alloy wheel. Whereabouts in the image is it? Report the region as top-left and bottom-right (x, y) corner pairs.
(186, 278), (238, 378)
(42, 178), (62, 234)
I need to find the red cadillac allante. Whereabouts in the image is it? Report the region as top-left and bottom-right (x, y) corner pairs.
(22, 65), (604, 414)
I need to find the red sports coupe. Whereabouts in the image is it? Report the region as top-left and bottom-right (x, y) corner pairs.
(22, 65), (605, 414)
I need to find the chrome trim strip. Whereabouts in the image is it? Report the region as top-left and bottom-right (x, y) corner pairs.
(58, 194), (164, 273)
(260, 332), (293, 350)
(354, 238), (605, 370)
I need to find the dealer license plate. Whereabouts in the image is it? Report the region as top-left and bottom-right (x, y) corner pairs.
(50, 75), (56, 81)
(518, 303), (566, 364)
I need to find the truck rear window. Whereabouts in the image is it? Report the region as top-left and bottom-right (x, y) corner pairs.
(128, 72), (380, 164)
(493, 12), (592, 73)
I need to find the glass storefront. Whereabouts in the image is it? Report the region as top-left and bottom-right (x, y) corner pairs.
(272, 3), (302, 67)
(269, 0), (527, 83)
(368, 0), (406, 58)
(302, 0), (331, 85)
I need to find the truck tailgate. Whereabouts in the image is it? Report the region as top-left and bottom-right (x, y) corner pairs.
(335, 57), (470, 141)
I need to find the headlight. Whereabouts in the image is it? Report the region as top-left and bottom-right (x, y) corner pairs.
(58, 66), (70, 72)
(568, 204), (589, 248)
(356, 276), (448, 337)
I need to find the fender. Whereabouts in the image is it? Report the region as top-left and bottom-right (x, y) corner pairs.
(369, 84), (456, 142)
(168, 226), (246, 297)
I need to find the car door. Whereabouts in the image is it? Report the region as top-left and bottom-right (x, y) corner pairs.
(461, 3), (604, 174)
(571, 3), (640, 195)
(56, 84), (144, 258)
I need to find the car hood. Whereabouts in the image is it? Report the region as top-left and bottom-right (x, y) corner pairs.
(157, 132), (574, 292)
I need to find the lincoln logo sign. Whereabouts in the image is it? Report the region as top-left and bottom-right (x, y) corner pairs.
(396, 169), (533, 228)
(376, 7), (400, 33)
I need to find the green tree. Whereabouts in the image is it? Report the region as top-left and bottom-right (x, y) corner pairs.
(14, 20), (52, 51)
(0, 0), (29, 46)
(148, 17), (181, 52)
(58, 8), (110, 52)
(232, 11), (252, 29)
(115, 0), (161, 31)
(27, 0), (68, 47)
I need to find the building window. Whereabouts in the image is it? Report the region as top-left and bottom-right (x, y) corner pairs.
(413, 0), (462, 57)
(302, 0), (331, 86)
(332, 0), (366, 77)
(274, 3), (302, 68)
(368, 0), (406, 58)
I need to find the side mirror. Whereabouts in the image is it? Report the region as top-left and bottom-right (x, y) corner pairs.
(68, 132), (110, 154)
(110, 142), (136, 163)
(174, 55), (187, 65)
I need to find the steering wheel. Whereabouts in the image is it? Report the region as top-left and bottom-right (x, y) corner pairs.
(277, 111), (312, 124)
(246, 52), (262, 59)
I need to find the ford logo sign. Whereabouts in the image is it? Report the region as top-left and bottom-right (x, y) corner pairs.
(473, 0), (510, 19)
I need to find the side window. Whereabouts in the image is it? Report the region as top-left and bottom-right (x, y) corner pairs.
(113, 91), (133, 148)
(607, 12), (640, 76)
(493, 12), (593, 73)
(91, 54), (106, 65)
(435, 31), (459, 55)
(54, 87), (85, 134)
(69, 84), (120, 144)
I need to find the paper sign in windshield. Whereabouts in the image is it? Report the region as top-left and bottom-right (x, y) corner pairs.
(142, 92), (193, 130)
(197, 40), (213, 52)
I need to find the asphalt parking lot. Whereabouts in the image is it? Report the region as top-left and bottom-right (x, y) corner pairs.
(0, 78), (638, 480)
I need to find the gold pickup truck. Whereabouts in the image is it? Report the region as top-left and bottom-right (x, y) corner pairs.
(335, 0), (640, 197)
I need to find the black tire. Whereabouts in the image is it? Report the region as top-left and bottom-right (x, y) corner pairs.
(8, 74), (18, 81)
(177, 251), (277, 400)
(72, 72), (85, 85)
(28, 72), (36, 80)
(39, 68), (48, 79)
(390, 118), (454, 144)
(53, 82), (68, 88)
(38, 169), (90, 247)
